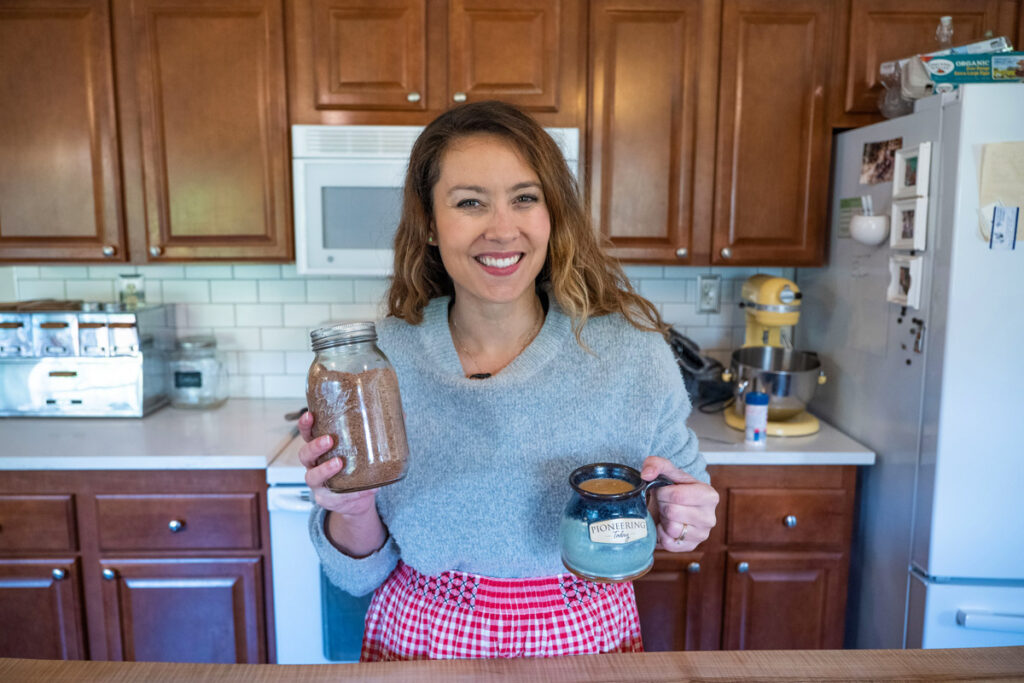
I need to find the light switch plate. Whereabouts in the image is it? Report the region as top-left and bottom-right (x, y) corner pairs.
(697, 275), (721, 314)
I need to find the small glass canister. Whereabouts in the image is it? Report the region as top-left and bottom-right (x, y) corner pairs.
(169, 335), (228, 409)
(307, 322), (409, 493)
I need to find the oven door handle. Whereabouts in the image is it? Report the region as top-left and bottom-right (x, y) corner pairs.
(268, 487), (315, 513)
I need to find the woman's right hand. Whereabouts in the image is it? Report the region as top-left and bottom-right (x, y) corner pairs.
(297, 412), (386, 556)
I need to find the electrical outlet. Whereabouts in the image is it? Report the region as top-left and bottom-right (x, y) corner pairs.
(697, 274), (721, 314)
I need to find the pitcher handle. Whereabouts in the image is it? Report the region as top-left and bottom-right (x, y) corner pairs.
(642, 474), (674, 503)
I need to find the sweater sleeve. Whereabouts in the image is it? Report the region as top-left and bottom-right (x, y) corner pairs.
(308, 505), (400, 597)
(649, 341), (711, 485)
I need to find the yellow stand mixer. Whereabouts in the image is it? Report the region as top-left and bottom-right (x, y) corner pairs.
(722, 275), (826, 437)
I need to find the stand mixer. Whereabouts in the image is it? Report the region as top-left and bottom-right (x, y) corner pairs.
(722, 275), (826, 437)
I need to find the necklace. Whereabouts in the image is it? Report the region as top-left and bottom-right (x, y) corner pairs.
(450, 312), (543, 380)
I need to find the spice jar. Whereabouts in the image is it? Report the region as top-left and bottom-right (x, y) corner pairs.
(307, 322), (409, 493)
(169, 335), (228, 409)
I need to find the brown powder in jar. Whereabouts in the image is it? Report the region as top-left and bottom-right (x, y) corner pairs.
(307, 365), (409, 492)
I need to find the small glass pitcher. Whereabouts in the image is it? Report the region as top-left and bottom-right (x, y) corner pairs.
(559, 463), (672, 582)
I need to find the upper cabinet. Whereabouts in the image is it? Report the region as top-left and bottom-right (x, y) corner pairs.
(287, 0), (584, 127)
(833, 0), (1017, 128)
(0, 0), (293, 264)
(592, 0), (836, 267)
(0, 0), (126, 262)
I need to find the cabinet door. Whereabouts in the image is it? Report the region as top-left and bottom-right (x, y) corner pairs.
(449, 0), (582, 122)
(0, 0), (125, 262)
(839, 0), (1008, 124)
(0, 559), (86, 660)
(633, 550), (722, 651)
(100, 557), (266, 663)
(589, 0), (719, 264)
(711, 0), (834, 266)
(722, 550), (847, 650)
(115, 0), (292, 261)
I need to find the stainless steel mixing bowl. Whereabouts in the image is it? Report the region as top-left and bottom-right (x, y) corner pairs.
(728, 346), (825, 420)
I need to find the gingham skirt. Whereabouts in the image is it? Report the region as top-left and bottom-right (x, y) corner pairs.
(360, 561), (644, 660)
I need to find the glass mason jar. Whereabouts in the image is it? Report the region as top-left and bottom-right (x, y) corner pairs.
(169, 335), (228, 409)
(307, 322), (409, 493)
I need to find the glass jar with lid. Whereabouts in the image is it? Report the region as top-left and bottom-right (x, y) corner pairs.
(307, 321), (409, 493)
(169, 335), (228, 409)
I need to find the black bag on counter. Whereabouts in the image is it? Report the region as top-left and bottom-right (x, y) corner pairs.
(666, 327), (732, 412)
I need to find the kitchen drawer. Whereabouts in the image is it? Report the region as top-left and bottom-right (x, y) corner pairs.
(0, 495), (77, 552)
(95, 494), (260, 551)
(727, 488), (849, 546)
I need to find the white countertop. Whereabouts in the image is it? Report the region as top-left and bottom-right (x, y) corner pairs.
(267, 409), (876, 485)
(0, 399), (300, 470)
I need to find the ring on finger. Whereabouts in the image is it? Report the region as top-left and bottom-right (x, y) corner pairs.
(675, 523), (689, 543)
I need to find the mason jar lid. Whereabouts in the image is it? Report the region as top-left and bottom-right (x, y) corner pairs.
(177, 334), (218, 351)
(310, 321), (377, 351)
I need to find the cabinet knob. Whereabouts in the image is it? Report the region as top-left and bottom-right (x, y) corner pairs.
(406, 91), (421, 103)
(720, 247), (733, 259)
(452, 92), (467, 103)
(149, 245), (163, 257)
(784, 514), (798, 528)
(168, 519), (185, 533)
(737, 561), (749, 573)
(102, 245), (116, 257)
(102, 568), (116, 581)
(687, 561), (701, 574)
(52, 568), (66, 580)
(675, 247), (688, 259)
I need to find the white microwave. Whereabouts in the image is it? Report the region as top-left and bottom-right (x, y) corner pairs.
(292, 124), (580, 276)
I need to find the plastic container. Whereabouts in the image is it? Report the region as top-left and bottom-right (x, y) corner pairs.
(306, 322), (409, 493)
(169, 335), (228, 409)
(744, 391), (770, 446)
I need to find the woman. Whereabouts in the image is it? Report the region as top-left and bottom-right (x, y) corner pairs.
(298, 100), (719, 660)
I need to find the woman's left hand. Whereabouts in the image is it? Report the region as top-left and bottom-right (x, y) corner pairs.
(641, 456), (720, 552)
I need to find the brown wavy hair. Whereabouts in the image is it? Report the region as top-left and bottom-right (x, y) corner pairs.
(386, 100), (667, 343)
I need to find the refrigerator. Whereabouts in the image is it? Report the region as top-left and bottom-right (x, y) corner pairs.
(797, 84), (1024, 649)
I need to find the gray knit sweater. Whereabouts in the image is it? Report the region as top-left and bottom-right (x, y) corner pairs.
(310, 295), (708, 596)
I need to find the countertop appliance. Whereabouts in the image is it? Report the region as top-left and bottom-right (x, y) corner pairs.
(798, 84), (1024, 649)
(292, 124), (580, 276)
(267, 435), (370, 664)
(0, 300), (174, 417)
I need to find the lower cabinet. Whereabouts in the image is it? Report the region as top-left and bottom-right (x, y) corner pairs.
(0, 470), (272, 663)
(635, 464), (857, 651)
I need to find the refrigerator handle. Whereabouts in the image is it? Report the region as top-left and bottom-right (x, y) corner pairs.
(956, 609), (1024, 634)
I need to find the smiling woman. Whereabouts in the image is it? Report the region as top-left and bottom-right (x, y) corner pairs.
(297, 100), (719, 662)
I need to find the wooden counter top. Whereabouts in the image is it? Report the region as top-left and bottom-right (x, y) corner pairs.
(4, 647), (1023, 682)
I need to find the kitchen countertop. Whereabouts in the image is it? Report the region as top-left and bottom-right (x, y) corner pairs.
(2, 646), (1022, 681)
(0, 399), (299, 470)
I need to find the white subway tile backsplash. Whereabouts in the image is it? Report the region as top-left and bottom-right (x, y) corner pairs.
(235, 304), (283, 327)
(14, 263), (781, 398)
(162, 279), (210, 303)
(258, 280), (306, 303)
(305, 279), (354, 303)
(233, 264), (281, 279)
(262, 327), (309, 351)
(284, 304), (332, 328)
(185, 265), (234, 279)
(211, 280), (258, 303)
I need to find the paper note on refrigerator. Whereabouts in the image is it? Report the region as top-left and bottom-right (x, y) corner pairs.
(978, 141), (1024, 239)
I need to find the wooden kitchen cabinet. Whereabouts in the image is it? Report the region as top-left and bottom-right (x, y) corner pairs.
(634, 465), (856, 651)
(833, 0), (1017, 128)
(0, 0), (292, 264)
(286, 0), (584, 127)
(590, 0), (835, 267)
(0, 0), (127, 262)
(0, 470), (273, 663)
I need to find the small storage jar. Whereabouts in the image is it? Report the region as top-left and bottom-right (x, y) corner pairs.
(307, 322), (409, 493)
(169, 335), (228, 409)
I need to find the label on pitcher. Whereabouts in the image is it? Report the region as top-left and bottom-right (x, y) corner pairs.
(588, 518), (648, 544)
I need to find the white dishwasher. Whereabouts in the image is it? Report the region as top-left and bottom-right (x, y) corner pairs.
(267, 435), (371, 664)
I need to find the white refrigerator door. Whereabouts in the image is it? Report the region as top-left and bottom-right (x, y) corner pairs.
(910, 84), (1024, 581)
(907, 571), (1024, 648)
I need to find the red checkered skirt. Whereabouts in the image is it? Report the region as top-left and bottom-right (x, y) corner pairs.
(360, 561), (644, 661)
